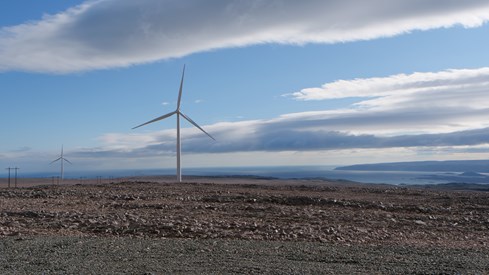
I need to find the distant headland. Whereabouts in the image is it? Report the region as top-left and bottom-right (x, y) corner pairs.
(335, 160), (489, 173)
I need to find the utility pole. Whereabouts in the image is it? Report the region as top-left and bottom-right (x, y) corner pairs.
(13, 167), (19, 188)
(5, 167), (12, 188)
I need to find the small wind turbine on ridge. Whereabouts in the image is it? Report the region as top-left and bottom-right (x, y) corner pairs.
(50, 145), (72, 182)
(133, 65), (215, 182)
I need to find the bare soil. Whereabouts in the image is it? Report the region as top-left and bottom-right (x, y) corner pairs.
(0, 177), (488, 274)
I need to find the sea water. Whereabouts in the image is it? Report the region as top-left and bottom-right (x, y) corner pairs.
(17, 166), (489, 185)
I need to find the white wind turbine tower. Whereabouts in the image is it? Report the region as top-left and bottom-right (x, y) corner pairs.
(50, 145), (72, 181)
(133, 65), (215, 182)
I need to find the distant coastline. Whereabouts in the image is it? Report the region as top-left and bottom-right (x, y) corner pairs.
(335, 160), (489, 172)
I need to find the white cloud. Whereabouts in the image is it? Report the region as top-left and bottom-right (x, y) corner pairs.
(77, 111), (489, 159)
(288, 67), (489, 134)
(1, 0), (489, 73)
(290, 67), (489, 102)
(65, 122), (489, 172)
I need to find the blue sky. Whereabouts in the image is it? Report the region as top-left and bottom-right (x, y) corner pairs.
(1, 0), (489, 174)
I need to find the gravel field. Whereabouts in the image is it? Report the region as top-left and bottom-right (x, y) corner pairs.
(1, 237), (488, 274)
(0, 178), (488, 274)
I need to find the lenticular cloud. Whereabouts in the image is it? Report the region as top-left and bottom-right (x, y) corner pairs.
(1, 0), (489, 73)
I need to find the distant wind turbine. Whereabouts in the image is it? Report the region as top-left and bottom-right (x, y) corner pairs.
(50, 145), (72, 181)
(133, 65), (215, 182)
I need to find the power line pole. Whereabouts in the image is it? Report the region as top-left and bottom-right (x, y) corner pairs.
(13, 167), (19, 188)
(5, 167), (12, 188)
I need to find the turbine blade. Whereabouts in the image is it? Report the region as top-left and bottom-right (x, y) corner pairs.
(132, 111), (176, 129)
(180, 112), (216, 141)
(63, 158), (73, 165)
(177, 65), (186, 110)
(50, 157), (61, 164)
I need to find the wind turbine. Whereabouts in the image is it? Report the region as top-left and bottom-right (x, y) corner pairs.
(133, 65), (215, 182)
(50, 145), (72, 181)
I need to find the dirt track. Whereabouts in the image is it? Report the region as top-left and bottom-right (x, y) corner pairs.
(0, 178), (488, 273)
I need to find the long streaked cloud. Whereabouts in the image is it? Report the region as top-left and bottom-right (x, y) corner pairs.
(74, 126), (489, 158)
(1, 0), (489, 73)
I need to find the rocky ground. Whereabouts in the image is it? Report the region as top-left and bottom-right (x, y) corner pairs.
(0, 178), (488, 273)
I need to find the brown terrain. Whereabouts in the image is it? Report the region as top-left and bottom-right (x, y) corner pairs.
(0, 177), (488, 274)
